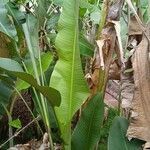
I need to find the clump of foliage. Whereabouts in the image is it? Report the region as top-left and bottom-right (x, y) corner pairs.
(0, 0), (149, 149)
(99, 108), (118, 149)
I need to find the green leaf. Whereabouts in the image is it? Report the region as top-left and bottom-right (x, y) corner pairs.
(16, 73), (60, 107)
(0, 74), (15, 86)
(9, 118), (22, 129)
(80, 0), (97, 13)
(79, 35), (94, 57)
(79, 7), (87, 17)
(0, 58), (61, 107)
(6, 2), (26, 25)
(36, 0), (47, 27)
(0, 0), (17, 40)
(46, 14), (60, 31)
(108, 117), (144, 150)
(0, 57), (23, 72)
(53, 0), (63, 6)
(50, 0), (89, 147)
(25, 52), (52, 75)
(25, 14), (39, 58)
(80, 0), (93, 10)
(16, 52), (53, 90)
(90, 7), (101, 24)
(0, 80), (13, 117)
(72, 93), (104, 150)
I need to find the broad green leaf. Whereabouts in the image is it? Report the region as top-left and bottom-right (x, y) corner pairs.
(46, 14), (60, 31)
(15, 73), (61, 107)
(6, 2), (26, 25)
(16, 52), (52, 90)
(90, 7), (101, 24)
(0, 74), (15, 86)
(80, 0), (97, 13)
(0, 58), (61, 107)
(0, 81), (13, 117)
(5, 1), (26, 57)
(0, 57), (23, 72)
(108, 117), (144, 150)
(53, 0), (63, 6)
(0, 0), (17, 40)
(79, 7), (87, 17)
(50, 0), (89, 147)
(25, 15), (39, 58)
(80, 0), (93, 10)
(79, 35), (94, 57)
(72, 93), (104, 150)
(9, 118), (22, 129)
(36, 0), (47, 27)
(25, 52), (52, 76)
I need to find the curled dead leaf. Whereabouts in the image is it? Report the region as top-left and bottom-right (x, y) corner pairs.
(127, 25), (150, 142)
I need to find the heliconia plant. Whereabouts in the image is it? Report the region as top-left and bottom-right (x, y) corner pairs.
(50, 0), (89, 149)
(0, 0), (149, 149)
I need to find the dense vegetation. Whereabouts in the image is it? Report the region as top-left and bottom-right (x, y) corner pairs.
(0, 0), (149, 149)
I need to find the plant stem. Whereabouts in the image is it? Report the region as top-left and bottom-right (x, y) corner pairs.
(2, 104), (13, 148)
(22, 61), (44, 117)
(13, 87), (43, 135)
(97, 0), (108, 39)
(63, 123), (71, 150)
(22, 23), (40, 85)
(22, 23), (54, 149)
(96, 0), (109, 93)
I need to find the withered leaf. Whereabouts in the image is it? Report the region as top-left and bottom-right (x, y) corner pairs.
(127, 25), (150, 142)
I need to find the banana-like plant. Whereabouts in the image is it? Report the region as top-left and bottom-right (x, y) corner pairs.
(50, 0), (89, 148)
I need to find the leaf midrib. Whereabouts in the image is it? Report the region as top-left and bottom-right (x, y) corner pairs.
(69, 16), (78, 122)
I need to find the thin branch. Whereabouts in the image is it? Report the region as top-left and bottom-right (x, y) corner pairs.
(0, 116), (41, 149)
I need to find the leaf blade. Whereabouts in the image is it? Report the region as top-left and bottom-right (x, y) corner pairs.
(0, 1), (17, 40)
(0, 58), (61, 107)
(108, 117), (144, 150)
(50, 0), (89, 145)
(72, 93), (104, 150)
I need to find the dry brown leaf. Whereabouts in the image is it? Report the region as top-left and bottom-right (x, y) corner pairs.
(96, 40), (105, 70)
(107, 0), (124, 21)
(109, 60), (121, 80)
(128, 16), (142, 35)
(125, 0), (146, 32)
(121, 77), (134, 117)
(105, 81), (119, 107)
(90, 0), (124, 94)
(0, 33), (10, 57)
(144, 142), (150, 149)
(127, 25), (150, 142)
(121, 15), (142, 117)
